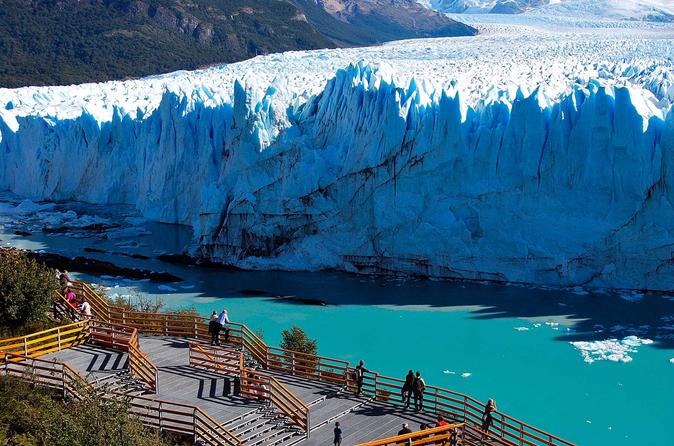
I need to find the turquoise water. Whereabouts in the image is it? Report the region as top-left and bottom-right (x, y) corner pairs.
(2, 214), (673, 445)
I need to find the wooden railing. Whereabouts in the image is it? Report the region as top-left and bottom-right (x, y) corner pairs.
(0, 320), (89, 359)
(67, 279), (575, 446)
(87, 319), (158, 393)
(241, 369), (310, 435)
(267, 345), (349, 385)
(0, 352), (242, 446)
(188, 342), (243, 376)
(1, 351), (95, 401)
(356, 423), (465, 446)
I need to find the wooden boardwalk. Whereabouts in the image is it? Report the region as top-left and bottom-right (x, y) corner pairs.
(14, 279), (574, 446)
(43, 335), (438, 446)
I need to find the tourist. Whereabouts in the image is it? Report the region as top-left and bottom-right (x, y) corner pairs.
(65, 288), (77, 307)
(55, 269), (62, 281)
(208, 310), (219, 345)
(412, 371), (426, 412)
(419, 423), (428, 430)
(481, 399), (496, 433)
(353, 360), (368, 396)
(62, 270), (71, 286)
(333, 421), (342, 446)
(401, 369), (414, 408)
(436, 414), (448, 427)
(215, 309), (230, 345)
(398, 423), (412, 435)
(79, 297), (92, 319)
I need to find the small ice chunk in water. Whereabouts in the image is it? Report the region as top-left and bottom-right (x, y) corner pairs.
(669, 358), (674, 364)
(180, 285), (195, 289)
(443, 370), (455, 375)
(514, 327), (529, 331)
(158, 285), (177, 291)
(461, 373), (471, 378)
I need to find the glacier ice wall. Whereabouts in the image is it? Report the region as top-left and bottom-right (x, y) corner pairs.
(1, 62), (674, 291)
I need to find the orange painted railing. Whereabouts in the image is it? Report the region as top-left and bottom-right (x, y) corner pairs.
(67, 279), (575, 446)
(188, 342), (243, 376)
(0, 320), (89, 359)
(86, 319), (158, 393)
(241, 368), (310, 435)
(356, 423), (465, 446)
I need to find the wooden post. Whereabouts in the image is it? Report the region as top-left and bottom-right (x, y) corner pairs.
(158, 401), (163, 432)
(57, 327), (61, 351)
(193, 408), (198, 444)
(62, 364), (67, 399)
(23, 337), (28, 356)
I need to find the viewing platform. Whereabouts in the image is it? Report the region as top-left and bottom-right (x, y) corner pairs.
(0, 280), (576, 446)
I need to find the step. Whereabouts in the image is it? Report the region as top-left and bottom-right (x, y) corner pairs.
(245, 421), (302, 446)
(238, 418), (287, 444)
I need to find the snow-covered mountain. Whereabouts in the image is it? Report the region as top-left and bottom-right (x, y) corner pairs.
(1, 23), (674, 291)
(429, 0), (674, 22)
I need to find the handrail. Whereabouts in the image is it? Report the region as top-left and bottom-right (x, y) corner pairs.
(241, 368), (310, 434)
(0, 320), (90, 359)
(356, 423), (465, 446)
(1, 352), (241, 445)
(188, 342), (243, 376)
(86, 319), (158, 393)
(66, 279), (575, 446)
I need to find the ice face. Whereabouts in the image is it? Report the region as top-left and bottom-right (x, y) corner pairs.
(0, 24), (673, 290)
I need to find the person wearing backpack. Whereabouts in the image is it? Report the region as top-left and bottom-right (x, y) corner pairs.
(412, 371), (426, 412)
(352, 360), (368, 396)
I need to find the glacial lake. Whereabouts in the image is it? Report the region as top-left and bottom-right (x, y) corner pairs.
(1, 198), (673, 446)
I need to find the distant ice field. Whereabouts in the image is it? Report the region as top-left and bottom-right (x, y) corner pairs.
(1, 18), (673, 127)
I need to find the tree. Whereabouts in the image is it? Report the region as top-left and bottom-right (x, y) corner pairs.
(0, 377), (171, 446)
(0, 251), (57, 331)
(280, 325), (317, 355)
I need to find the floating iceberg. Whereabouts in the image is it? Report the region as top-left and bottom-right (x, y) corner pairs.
(570, 336), (654, 363)
(1, 25), (674, 290)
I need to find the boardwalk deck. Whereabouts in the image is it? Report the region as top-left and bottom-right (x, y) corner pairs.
(43, 336), (452, 446)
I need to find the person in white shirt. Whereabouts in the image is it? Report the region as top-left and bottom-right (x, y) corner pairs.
(79, 298), (92, 318)
(215, 310), (230, 345)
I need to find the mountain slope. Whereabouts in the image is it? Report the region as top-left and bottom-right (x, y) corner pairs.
(0, 0), (335, 88)
(291, 0), (477, 45)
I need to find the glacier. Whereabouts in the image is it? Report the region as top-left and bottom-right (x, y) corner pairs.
(1, 23), (674, 291)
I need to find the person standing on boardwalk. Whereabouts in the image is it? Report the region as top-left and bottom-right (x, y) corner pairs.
(353, 360), (368, 396)
(215, 309), (230, 345)
(398, 423), (412, 435)
(333, 421), (342, 446)
(481, 399), (497, 433)
(401, 369), (415, 408)
(208, 311), (219, 345)
(78, 297), (92, 319)
(412, 371), (426, 412)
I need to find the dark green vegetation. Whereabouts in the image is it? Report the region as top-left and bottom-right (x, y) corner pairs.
(0, 251), (57, 335)
(0, 0), (477, 87)
(280, 325), (317, 355)
(0, 0), (334, 87)
(0, 377), (172, 446)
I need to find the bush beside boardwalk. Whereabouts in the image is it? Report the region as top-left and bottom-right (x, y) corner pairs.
(0, 377), (175, 446)
(0, 251), (59, 336)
